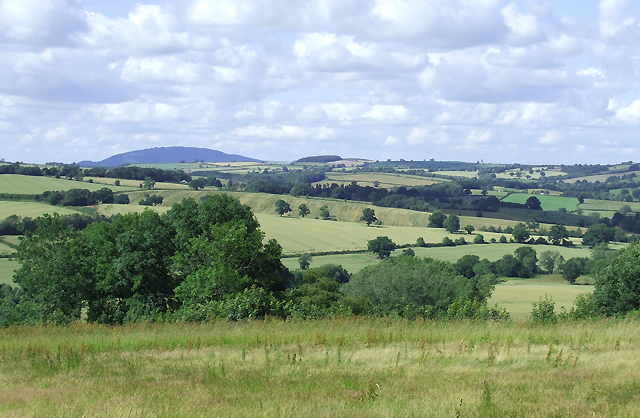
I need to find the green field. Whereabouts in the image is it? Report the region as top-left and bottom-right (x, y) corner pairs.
(579, 198), (640, 214)
(84, 177), (191, 190)
(501, 193), (580, 211)
(0, 174), (136, 194)
(490, 277), (593, 318)
(0, 201), (81, 220)
(1, 319), (639, 417)
(0, 258), (18, 285)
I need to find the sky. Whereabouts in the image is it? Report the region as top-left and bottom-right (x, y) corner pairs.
(1, 0), (640, 165)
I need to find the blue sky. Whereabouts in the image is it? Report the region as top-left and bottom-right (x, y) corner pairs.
(1, 0), (640, 164)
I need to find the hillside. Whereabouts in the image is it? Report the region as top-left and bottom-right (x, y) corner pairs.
(79, 147), (261, 167)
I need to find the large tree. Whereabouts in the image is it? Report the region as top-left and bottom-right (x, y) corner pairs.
(367, 236), (396, 259)
(359, 208), (378, 226)
(275, 199), (292, 216)
(443, 215), (460, 234)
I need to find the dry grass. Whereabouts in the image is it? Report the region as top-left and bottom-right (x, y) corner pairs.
(0, 319), (639, 417)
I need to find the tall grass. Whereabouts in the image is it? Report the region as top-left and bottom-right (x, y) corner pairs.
(1, 318), (639, 417)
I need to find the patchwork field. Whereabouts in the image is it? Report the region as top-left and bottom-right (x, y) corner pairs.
(501, 193), (580, 211)
(84, 177), (191, 190)
(563, 170), (640, 183)
(0, 174), (135, 194)
(579, 198), (640, 214)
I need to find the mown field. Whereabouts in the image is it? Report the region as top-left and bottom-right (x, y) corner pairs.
(0, 174), (136, 194)
(0, 318), (639, 417)
(501, 193), (580, 211)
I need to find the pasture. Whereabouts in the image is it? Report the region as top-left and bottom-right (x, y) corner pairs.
(579, 198), (640, 215)
(0, 174), (135, 194)
(563, 170), (640, 183)
(0, 319), (639, 417)
(501, 193), (580, 211)
(490, 277), (593, 318)
(0, 201), (80, 220)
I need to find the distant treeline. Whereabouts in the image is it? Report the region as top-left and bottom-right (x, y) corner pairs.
(0, 212), (117, 236)
(0, 163), (191, 183)
(296, 155), (342, 163)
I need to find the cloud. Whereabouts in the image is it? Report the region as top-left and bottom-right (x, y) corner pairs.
(0, 0), (87, 45)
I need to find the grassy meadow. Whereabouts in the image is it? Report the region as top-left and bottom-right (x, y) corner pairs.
(0, 318), (639, 417)
(501, 193), (580, 211)
(0, 174), (135, 194)
(0, 201), (81, 220)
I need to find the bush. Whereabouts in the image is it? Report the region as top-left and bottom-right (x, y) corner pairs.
(530, 296), (557, 324)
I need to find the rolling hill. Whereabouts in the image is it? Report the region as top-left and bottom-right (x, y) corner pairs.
(79, 147), (261, 167)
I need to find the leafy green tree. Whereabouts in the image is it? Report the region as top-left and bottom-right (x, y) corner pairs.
(143, 177), (156, 189)
(13, 214), (84, 323)
(319, 205), (331, 220)
(188, 178), (208, 190)
(548, 225), (569, 245)
(582, 223), (615, 246)
(359, 208), (378, 226)
(494, 254), (521, 278)
(455, 255), (481, 279)
(561, 257), (590, 285)
(539, 250), (562, 273)
(275, 199), (292, 216)
(91, 187), (115, 204)
(343, 256), (495, 317)
(464, 225), (475, 234)
(416, 237), (426, 247)
(443, 215), (460, 234)
(511, 224), (530, 243)
(298, 253), (313, 270)
(298, 204), (310, 218)
(514, 246), (537, 278)
(474, 234), (485, 244)
(592, 241), (640, 316)
(428, 210), (446, 228)
(114, 194), (130, 204)
(525, 196), (542, 210)
(499, 235), (508, 243)
(367, 236), (396, 259)
(401, 248), (415, 257)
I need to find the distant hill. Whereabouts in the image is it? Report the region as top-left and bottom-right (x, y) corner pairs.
(79, 147), (261, 167)
(296, 155), (343, 163)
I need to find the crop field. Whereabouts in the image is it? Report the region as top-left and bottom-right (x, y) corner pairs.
(0, 201), (80, 220)
(0, 174), (136, 194)
(0, 258), (18, 285)
(257, 214), (459, 254)
(317, 172), (443, 188)
(490, 277), (594, 318)
(501, 193), (580, 211)
(1, 319), (640, 417)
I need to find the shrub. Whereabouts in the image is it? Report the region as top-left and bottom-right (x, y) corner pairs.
(530, 296), (558, 324)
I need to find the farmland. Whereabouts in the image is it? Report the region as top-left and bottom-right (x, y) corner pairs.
(0, 201), (81, 220)
(500, 193), (580, 211)
(0, 174), (136, 194)
(0, 259), (18, 285)
(317, 172), (443, 188)
(1, 319), (640, 417)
